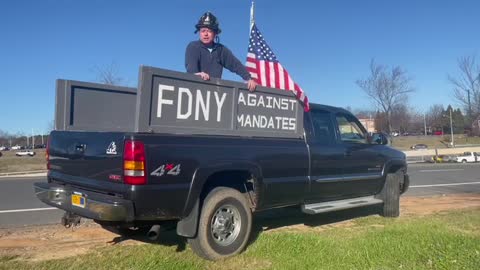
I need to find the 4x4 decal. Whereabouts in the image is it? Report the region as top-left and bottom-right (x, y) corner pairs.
(151, 163), (181, 177)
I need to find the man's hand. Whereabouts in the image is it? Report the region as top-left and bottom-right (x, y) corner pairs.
(247, 79), (257, 92)
(195, 72), (210, 81)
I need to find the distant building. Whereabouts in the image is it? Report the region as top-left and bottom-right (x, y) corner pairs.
(358, 117), (376, 133)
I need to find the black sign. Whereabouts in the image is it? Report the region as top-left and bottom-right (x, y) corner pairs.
(135, 66), (304, 138)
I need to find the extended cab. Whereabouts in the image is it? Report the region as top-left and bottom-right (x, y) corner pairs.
(35, 67), (409, 260)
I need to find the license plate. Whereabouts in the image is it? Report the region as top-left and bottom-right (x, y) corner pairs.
(71, 193), (86, 208)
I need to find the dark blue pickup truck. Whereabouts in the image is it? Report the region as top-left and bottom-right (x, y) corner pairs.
(35, 67), (409, 260)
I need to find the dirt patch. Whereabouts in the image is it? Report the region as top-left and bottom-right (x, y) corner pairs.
(401, 194), (480, 216)
(0, 222), (142, 262)
(0, 193), (479, 262)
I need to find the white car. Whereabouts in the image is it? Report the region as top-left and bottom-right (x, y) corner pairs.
(11, 145), (22, 150)
(455, 152), (478, 163)
(15, 150), (36, 157)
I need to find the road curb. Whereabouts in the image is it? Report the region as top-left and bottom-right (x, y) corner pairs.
(0, 171), (47, 179)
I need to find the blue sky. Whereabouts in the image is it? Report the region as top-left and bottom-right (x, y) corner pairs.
(1, 0), (479, 134)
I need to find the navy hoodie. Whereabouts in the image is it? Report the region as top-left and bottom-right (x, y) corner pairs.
(185, 40), (251, 81)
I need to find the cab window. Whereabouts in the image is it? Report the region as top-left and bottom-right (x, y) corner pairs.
(310, 110), (335, 145)
(336, 114), (367, 144)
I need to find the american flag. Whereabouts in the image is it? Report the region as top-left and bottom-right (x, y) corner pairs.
(246, 23), (310, 112)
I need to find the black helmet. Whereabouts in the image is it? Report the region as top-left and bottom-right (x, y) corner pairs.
(195, 12), (221, 34)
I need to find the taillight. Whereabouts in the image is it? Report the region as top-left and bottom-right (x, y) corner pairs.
(123, 140), (147, 185)
(46, 136), (50, 170)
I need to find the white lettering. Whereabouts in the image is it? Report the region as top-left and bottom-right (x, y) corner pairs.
(238, 92), (246, 106)
(267, 117), (275, 129)
(273, 98), (281, 110)
(244, 114), (252, 127)
(247, 94), (256, 107)
(281, 99), (289, 110)
(289, 118), (296, 130)
(214, 92), (226, 122)
(257, 95), (265, 108)
(237, 114), (244, 126)
(195, 89), (210, 121)
(177, 87), (192, 120)
(289, 100), (297, 111)
(266, 96), (273, 108)
(157, 84), (174, 118)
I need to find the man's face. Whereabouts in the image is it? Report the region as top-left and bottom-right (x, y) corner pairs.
(199, 28), (215, 45)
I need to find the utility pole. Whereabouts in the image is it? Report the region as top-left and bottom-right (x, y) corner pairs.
(449, 108), (454, 147)
(32, 128), (35, 150)
(424, 113), (427, 136)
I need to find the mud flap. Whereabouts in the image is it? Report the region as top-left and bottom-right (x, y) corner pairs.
(176, 199), (199, 238)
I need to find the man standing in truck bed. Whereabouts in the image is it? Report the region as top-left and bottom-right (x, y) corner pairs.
(185, 11), (257, 91)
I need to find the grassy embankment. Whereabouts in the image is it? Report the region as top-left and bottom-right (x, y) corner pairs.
(1, 208), (479, 270)
(391, 135), (480, 150)
(0, 149), (46, 173)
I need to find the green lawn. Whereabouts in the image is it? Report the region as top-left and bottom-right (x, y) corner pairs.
(0, 149), (46, 173)
(391, 135), (480, 150)
(2, 208), (479, 270)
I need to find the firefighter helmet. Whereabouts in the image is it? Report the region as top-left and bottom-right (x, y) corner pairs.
(195, 12), (221, 34)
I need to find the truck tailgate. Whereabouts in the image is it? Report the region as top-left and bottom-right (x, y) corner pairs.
(48, 131), (126, 183)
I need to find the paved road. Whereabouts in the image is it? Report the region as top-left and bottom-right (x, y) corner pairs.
(1, 163), (479, 228)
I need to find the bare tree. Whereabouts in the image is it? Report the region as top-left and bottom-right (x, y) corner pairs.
(93, 62), (124, 86)
(356, 60), (415, 133)
(448, 55), (480, 121)
(426, 104), (445, 132)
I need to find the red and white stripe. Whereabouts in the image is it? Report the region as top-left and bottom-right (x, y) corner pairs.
(246, 52), (310, 112)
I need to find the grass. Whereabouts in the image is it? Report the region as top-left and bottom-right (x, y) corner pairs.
(391, 135), (480, 150)
(0, 149), (46, 173)
(1, 208), (479, 270)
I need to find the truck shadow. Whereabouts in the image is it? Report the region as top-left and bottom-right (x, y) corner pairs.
(249, 205), (381, 244)
(110, 205), (380, 253)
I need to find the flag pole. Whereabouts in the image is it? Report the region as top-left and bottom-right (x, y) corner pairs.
(250, 1), (255, 30)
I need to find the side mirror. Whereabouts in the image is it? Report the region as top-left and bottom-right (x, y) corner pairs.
(369, 132), (390, 145)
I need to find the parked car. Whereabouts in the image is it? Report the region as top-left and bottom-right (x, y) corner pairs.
(410, 144), (428, 150)
(455, 152), (478, 163)
(11, 145), (22, 150)
(16, 150), (36, 157)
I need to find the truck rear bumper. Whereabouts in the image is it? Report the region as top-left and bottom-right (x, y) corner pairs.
(34, 182), (134, 222)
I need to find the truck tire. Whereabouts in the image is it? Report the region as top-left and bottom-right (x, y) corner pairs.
(380, 171), (401, 217)
(188, 187), (252, 260)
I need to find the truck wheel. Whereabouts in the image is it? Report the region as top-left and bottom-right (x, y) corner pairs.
(462, 159), (467, 163)
(380, 171), (401, 217)
(188, 187), (252, 260)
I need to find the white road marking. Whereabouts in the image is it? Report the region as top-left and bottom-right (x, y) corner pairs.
(410, 181), (480, 188)
(0, 207), (57, 214)
(419, 169), (464, 172)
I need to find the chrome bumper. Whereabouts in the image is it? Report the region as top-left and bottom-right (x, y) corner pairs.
(34, 182), (134, 222)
